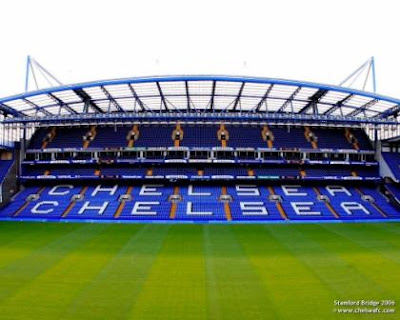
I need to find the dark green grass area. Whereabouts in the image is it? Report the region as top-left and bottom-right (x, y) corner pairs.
(0, 222), (399, 319)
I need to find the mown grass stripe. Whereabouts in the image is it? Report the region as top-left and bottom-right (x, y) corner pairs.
(0, 223), (108, 304)
(204, 225), (278, 320)
(59, 224), (170, 320)
(0, 224), (145, 320)
(129, 225), (207, 320)
(266, 224), (388, 300)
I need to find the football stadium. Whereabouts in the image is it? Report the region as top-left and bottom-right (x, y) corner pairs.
(0, 74), (399, 319)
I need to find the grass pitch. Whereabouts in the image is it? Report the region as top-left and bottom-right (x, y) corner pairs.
(0, 222), (398, 320)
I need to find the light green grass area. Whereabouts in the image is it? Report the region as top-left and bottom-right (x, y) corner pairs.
(0, 222), (399, 319)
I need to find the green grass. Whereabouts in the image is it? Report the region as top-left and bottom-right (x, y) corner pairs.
(0, 222), (399, 319)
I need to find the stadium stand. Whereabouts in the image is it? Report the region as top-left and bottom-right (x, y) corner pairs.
(0, 160), (12, 182)
(180, 125), (219, 148)
(310, 128), (351, 149)
(89, 126), (130, 148)
(46, 127), (88, 149)
(381, 152), (400, 180)
(268, 127), (309, 149)
(26, 125), (374, 152)
(13, 121), (398, 222)
(353, 128), (373, 150)
(1, 75), (400, 223)
(226, 126), (265, 148)
(1, 182), (399, 221)
(134, 125), (175, 148)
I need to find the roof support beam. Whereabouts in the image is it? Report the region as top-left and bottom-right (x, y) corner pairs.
(347, 99), (378, 117)
(0, 103), (22, 117)
(232, 82), (245, 111)
(323, 94), (353, 116)
(185, 81), (191, 111)
(298, 89), (328, 114)
(73, 89), (104, 113)
(156, 82), (168, 111)
(379, 104), (400, 119)
(47, 93), (78, 115)
(128, 84), (147, 112)
(209, 81), (216, 111)
(23, 98), (52, 116)
(276, 86), (302, 113)
(254, 84), (274, 112)
(100, 86), (124, 112)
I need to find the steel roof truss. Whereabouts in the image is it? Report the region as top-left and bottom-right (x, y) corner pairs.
(232, 82), (245, 111)
(156, 82), (168, 111)
(73, 89), (103, 113)
(100, 86), (124, 112)
(347, 99), (379, 117)
(23, 98), (52, 116)
(128, 84), (149, 112)
(47, 93), (78, 115)
(298, 89), (328, 114)
(323, 94), (353, 116)
(253, 84), (274, 112)
(276, 86), (302, 113)
(209, 81), (216, 111)
(185, 81), (191, 111)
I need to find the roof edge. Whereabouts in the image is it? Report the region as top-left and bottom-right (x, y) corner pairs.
(1, 74), (400, 107)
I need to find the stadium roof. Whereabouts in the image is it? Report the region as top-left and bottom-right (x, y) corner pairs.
(0, 75), (400, 124)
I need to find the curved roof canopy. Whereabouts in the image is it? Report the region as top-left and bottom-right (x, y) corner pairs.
(0, 75), (399, 122)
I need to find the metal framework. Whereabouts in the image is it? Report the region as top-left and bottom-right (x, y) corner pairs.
(0, 75), (399, 126)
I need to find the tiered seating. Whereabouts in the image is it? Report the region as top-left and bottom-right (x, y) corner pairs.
(304, 166), (379, 178)
(0, 160), (12, 181)
(310, 128), (351, 149)
(318, 186), (384, 219)
(271, 127), (309, 149)
(180, 126), (219, 148)
(314, 167), (352, 177)
(255, 166), (300, 176)
(359, 187), (399, 218)
(89, 126), (130, 148)
(134, 125), (174, 148)
(273, 186), (335, 220)
(0, 186), (41, 217)
(45, 127), (88, 149)
(353, 129), (373, 150)
(305, 167), (334, 177)
(21, 161), (381, 182)
(227, 185), (282, 221)
(28, 128), (49, 149)
(226, 126), (265, 148)
(152, 166), (197, 176)
(176, 186), (226, 220)
(26, 125), (374, 152)
(2, 183), (398, 221)
(119, 185), (172, 220)
(386, 183), (400, 201)
(10, 124), (398, 223)
(3, 185), (79, 219)
(382, 153), (400, 180)
(67, 185), (127, 220)
(102, 166), (148, 177)
(355, 166), (379, 177)
(22, 166), (95, 177)
(205, 166), (248, 176)
(22, 167), (47, 176)
(51, 167), (96, 176)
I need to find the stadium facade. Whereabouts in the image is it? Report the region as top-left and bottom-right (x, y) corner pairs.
(0, 75), (399, 222)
